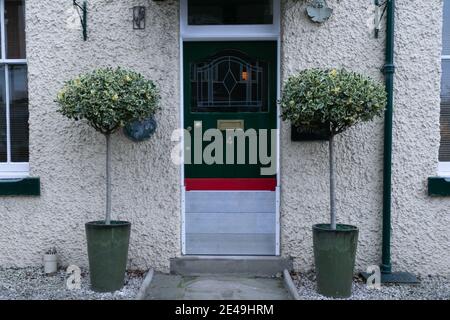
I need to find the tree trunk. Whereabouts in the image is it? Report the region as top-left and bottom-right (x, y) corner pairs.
(329, 134), (337, 230)
(105, 134), (112, 225)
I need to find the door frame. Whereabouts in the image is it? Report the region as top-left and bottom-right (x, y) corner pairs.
(179, 0), (281, 256)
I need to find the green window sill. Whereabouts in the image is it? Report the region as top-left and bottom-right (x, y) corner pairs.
(428, 177), (450, 197)
(0, 177), (40, 196)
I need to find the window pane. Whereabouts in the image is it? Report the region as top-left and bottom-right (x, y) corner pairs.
(191, 49), (268, 112)
(9, 65), (28, 162)
(188, 0), (273, 25)
(440, 60), (450, 161)
(5, 0), (26, 59)
(0, 66), (6, 162)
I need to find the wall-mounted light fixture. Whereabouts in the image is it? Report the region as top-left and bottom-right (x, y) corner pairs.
(374, 0), (388, 38)
(73, 0), (87, 41)
(133, 6), (146, 30)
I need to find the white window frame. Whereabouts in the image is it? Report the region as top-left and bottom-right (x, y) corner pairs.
(438, 160), (450, 177)
(440, 48), (450, 177)
(0, 0), (28, 178)
(180, 0), (280, 41)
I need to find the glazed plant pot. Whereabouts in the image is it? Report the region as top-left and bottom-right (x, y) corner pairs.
(43, 253), (58, 275)
(85, 221), (131, 292)
(312, 224), (358, 298)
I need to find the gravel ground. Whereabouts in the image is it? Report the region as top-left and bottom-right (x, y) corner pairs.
(0, 267), (144, 300)
(1, 267), (448, 300)
(291, 271), (450, 300)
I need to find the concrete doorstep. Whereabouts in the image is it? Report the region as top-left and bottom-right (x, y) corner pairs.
(170, 256), (293, 277)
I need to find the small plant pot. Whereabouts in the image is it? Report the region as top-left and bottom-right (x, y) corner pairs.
(43, 254), (58, 274)
(312, 224), (358, 298)
(85, 221), (131, 292)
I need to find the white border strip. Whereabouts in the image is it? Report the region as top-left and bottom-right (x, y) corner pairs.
(283, 269), (301, 300)
(135, 268), (155, 300)
(179, 33), (186, 254)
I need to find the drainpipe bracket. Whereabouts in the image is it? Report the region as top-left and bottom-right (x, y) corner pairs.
(382, 64), (396, 74)
(380, 263), (392, 274)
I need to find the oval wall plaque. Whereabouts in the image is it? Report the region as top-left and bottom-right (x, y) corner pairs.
(124, 117), (157, 142)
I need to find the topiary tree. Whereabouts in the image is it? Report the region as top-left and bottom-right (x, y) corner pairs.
(56, 67), (160, 225)
(281, 69), (386, 230)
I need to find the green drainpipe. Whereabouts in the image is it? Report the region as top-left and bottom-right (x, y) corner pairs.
(379, 0), (418, 283)
(381, 0), (395, 275)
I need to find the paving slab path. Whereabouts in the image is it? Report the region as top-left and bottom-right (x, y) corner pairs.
(144, 273), (292, 300)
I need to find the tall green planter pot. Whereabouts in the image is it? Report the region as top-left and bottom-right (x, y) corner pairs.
(312, 224), (359, 298)
(85, 221), (131, 292)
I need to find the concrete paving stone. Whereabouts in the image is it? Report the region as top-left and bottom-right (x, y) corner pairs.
(145, 273), (291, 300)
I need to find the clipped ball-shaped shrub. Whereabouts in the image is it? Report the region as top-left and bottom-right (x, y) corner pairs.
(56, 67), (160, 134)
(280, 68), (386, 136)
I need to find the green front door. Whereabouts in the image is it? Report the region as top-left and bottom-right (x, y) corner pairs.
(183, 41), (278, 188)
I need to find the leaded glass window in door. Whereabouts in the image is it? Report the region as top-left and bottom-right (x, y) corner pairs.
(190, 49), (268, 112)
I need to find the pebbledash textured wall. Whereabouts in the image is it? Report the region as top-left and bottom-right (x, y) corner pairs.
(280, 0), (449, 276)
(0, 0), (448, 275)
(1, 0), (181, 272)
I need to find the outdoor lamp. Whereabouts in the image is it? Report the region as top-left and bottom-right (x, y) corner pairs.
(73, 0), (87, 41)
(133, 6), (146, 29)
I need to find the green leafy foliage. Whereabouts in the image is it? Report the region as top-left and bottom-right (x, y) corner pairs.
(56, 67), (160, 135)
(280, 69), (387, 136)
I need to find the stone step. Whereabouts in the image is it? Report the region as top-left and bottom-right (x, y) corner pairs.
(170, 256), (293, 277)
